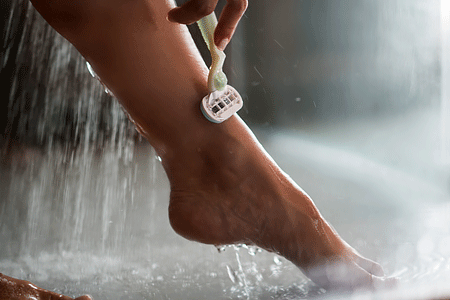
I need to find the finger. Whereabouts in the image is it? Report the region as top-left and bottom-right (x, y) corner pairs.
(168, 0), (219, 25)
(214, 0), (248, 50)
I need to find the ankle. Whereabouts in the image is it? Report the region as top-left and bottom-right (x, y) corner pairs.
(161, 117), (246, 181)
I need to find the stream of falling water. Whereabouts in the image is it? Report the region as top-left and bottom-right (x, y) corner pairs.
(1, 3), (293, 299)
(0, 0), (160, 259)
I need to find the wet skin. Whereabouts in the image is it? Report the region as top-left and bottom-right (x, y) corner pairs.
(3, 0), (397, 297)
(0, 273), (91, 300)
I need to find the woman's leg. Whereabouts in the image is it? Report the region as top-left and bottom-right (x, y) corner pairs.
(17, 0), (395, 292)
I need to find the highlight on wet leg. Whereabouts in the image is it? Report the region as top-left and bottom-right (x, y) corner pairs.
(0, 273), (92, 300)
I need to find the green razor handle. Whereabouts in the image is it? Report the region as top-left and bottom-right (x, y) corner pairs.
(197, 12), (228, 92)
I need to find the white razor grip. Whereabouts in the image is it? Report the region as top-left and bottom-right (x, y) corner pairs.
(201, 85), (243, 123)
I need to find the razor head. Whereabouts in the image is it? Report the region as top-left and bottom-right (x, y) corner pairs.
(201, 85), (243, 123)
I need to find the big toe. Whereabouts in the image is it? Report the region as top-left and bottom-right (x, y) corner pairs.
(373, 276), (399, 290)
(307, 261), (397, 292)
(356, 255), (385, 277)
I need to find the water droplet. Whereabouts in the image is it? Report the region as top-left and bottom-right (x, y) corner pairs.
(86, 62), (97, 78)
(233, 244), (244, 251)
(104, 87), (114, 97)
(296, 97), (301, 102)
(313, 101), (317, 108)
(273, 39), (284, 49)
(87, 61), (115, 97)
(247, 246), (262, 256)
(253, 66), (263, 79)
(226, 265), (237, 283)
(216, 245), (227, 253)
(156, 156), (162, 162)
(274, 256), (282, 265)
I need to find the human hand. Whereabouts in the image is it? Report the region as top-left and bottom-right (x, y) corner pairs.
(168, 0), (248, 51)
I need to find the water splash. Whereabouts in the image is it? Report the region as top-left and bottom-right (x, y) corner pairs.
(0, 0), (158, 259)
(216, 244), (263, 257)
(86, 62), (115, 97)
(234, 250), (250, 298)
(226, 265), (237, 283)
(216, 245), (227, 253)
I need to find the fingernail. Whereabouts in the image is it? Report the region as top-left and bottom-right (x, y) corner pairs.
(217, 38), (229, 51)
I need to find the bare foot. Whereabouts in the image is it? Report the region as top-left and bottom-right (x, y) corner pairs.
(166, 118), (397, 291)
(0, 273), (92, 300)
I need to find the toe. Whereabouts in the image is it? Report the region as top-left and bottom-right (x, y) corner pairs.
(353, 263), (400, 291)
(75, 296), (93, 300)
(306, 260), (394, 291)
(356, 256), (385, 277)
(373, 276), (399, 290)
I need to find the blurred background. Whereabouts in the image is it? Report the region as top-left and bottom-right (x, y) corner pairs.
(237, 0), (442, 124)
(1, 0), (450, 299)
